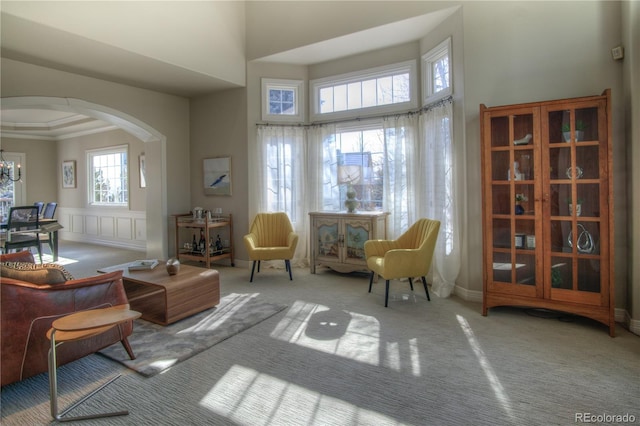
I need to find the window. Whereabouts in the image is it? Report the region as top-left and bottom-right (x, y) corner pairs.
(322, 124), (385, 212)
(0, 152), (26, 220)
(87, 146), (128, 206)
(422, 37), (452, 104)
(311, 61), (417, 121)
(261, 78), (305, 123)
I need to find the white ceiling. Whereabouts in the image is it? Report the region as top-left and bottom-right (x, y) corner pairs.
(1, 109), (116, 141)
(0, 4), (455, 141)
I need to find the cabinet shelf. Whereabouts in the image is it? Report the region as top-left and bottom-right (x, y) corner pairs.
(480, 89), (614, 336)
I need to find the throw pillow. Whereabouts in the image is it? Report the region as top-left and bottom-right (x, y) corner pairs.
(0, 262), (75, 285)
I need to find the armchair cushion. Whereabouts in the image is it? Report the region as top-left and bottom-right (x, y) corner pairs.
(243, 212), (298, 261)
(364, 218), (440, 280)
(1, 262), (74, 285)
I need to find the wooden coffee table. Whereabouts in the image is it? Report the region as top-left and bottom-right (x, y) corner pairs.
(99, 262), (220, 325)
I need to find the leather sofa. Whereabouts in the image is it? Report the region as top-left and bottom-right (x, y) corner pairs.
(0, 251), (135, 387)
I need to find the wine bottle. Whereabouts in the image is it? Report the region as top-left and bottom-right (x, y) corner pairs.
(199, 229), (206, 252)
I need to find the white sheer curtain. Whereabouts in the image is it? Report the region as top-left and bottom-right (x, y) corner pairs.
(418, 100), (461, 297)
(382, 114), (419, 238)
(252, 125), (308, 267)
(306, 123), (337, 213)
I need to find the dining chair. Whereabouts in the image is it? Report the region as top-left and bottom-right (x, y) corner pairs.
(42, 202), (58, 219)
(39, 203), (59, 254)
(2, 206), (42, 263)
(34, 202), (44, 216)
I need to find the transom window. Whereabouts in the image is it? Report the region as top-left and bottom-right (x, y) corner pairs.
(261, 78), (305, 123)
(422, 37), (452, 104)
(311, 60), (417, 121)
(87, 146), (128, 206)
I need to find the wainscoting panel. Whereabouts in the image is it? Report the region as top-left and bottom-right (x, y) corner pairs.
(117, 217), (133, 240)
(85, 215), (99, 235)
(72, 214), (85, 234)
(58, 207), (146, 251)
(100, 216), (115, 238)
(134, 218), (147, 241)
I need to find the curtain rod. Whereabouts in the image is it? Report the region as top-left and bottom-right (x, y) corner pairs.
(256, 95), (453, 129)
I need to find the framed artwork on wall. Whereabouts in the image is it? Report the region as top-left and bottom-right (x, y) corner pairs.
(62, 160), (76, 188)
(139, 154), (147, 188)
(203, 156), (231, 196)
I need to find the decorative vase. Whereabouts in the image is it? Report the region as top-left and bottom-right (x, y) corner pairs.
(166, 258), (180, 275)
(569, 203), (582, 217)
(515, 203), (525, 215)
(345, 184), (359, 213)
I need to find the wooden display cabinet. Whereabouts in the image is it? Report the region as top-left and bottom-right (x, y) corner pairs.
(480, 89), (614, 335)
(173, 213), (235, 268)
(309, 211), (389, 274)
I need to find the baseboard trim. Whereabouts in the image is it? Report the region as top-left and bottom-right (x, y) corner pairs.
(62, 233), (146, 252)
(453, 285), (482, 303)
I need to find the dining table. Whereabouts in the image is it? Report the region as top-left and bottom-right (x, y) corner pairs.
(1, 218), (62, 261)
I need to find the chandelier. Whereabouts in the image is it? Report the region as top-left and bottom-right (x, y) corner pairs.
(0, 149), (22, 183)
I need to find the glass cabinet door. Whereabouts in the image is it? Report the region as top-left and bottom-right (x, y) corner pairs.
(485, 109), (541, 296)
(542, 100), (608, 305)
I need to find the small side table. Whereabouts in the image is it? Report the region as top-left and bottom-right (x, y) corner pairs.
(47, 305), (141, 422)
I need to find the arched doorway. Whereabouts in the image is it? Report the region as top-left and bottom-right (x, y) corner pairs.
(1, 96), (167, 258)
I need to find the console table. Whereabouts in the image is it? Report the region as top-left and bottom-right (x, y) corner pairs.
(310, 211), (388, 274)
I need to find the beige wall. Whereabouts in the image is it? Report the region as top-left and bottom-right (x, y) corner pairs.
(460, 1), (627, 308)
(0, 137), (57, 205)
(622, 0), (639, 327)
(189, 88), (248, 262)
(55, 129), (146, 211)
(1, 58), (191, 258)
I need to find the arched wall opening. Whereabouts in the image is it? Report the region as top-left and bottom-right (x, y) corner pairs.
(1, 96), (168, 259)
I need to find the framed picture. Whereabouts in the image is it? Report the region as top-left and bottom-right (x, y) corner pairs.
(139, 154), (147, 188)
(62, 160), (76, 188)
(203, 156), (231, 196)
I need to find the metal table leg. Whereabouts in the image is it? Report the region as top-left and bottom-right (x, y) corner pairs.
(48, 330), (129, 422)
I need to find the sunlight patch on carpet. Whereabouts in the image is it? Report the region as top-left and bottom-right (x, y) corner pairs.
(271, 300), (386, 368)
(201, 365), (400, 425)
(457, 314), (515, 421)
(42, 253), (78, 266)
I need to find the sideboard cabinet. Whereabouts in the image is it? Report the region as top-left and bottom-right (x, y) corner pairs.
(480, 89), (614, 335)
(310, 211), (389, 274)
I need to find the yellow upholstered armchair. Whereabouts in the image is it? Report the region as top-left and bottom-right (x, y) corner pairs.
(243, 212), (299, 282)
(364, 218), (440, 307)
